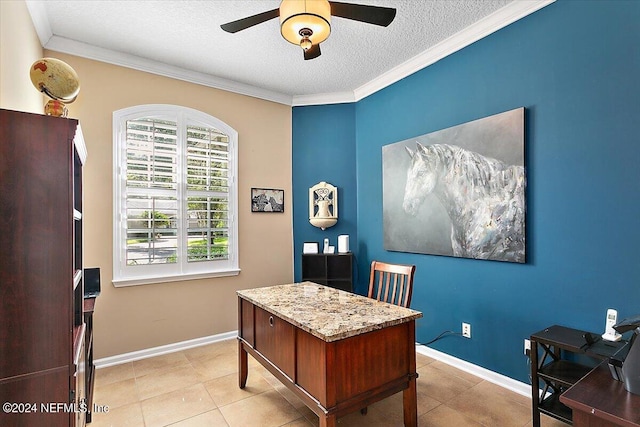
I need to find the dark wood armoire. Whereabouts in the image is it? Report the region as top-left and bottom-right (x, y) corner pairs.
(0, 109), (87, 427)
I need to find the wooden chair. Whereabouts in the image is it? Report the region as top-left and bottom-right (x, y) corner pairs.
(367, 261), (416, 308)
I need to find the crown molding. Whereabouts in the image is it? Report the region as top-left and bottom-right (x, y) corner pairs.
(292, 91), (356, 107)
(25, 0), (52, 46)
(301, 0), (555, 106)
(26, 0), (554, 108)
(43, 36), (293, 106)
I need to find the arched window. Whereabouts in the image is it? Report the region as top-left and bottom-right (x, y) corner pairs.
(113, 105), (239, 286)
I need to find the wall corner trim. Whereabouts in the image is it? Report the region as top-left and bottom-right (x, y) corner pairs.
(25, 0), (53, 46)
(352, 0), (555, 103)
(292, 91), (356, 107)
(416, 344), (532, 398)
(40, 36), (294, 106)
(95, 330), (532, 401)
(26, 1), (554, 107)
(94, 331), (237, 369)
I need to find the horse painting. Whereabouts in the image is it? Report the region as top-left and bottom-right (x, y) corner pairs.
(402, 142), (525, 263)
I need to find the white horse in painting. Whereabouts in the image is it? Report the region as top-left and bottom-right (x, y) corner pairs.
(403, 143), (525, 263)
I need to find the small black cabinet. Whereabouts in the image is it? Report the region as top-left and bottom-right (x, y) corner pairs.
(301, 253), (353, 292)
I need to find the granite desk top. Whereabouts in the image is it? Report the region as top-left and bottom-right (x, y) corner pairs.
(237, 282), (422, 342)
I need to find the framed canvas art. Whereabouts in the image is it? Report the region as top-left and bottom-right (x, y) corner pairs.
(382, 107), (526, 263)
(251, 188), (284, 213)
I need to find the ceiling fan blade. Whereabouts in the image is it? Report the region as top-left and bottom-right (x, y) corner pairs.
(304, 44), (322, 60)
(329, 1), (396, 27)
(220, 8), (280, 33)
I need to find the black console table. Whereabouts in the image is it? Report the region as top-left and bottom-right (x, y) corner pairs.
(530, 325), (627, 427)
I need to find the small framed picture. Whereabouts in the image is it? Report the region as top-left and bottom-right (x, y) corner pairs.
(251, 188), (284, 213)
(303, 242), (319, 254)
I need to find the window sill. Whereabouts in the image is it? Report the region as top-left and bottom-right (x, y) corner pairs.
(112, 269), (241, 287)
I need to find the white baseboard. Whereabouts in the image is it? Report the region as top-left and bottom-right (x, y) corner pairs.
(94, 331), (237, 369)
(416, 344), (532, 398)
(95, 332), (531, 400)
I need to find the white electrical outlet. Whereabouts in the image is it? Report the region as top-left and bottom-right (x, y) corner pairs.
(524, 339), (531, 355)
(462, 322), (471, 338)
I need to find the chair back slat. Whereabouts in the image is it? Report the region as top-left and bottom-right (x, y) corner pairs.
(368, 261), (416, 308)
(394, 274), (404, 306)
(390, 274), (398, 305)
(383, 274), (391, 302)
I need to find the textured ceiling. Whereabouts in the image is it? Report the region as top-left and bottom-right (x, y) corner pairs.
(27, 0), (551, 104)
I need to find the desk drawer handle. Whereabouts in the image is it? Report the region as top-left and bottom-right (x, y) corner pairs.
(269, 316), (274, 327)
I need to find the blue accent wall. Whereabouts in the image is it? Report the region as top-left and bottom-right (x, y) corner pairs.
(292, 104), (358, 282)
(292, 0), (640, 383)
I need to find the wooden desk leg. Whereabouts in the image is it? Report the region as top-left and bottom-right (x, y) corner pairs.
(238, 340), (248, 389)
(403, 376), (418, 427)
(319, 414), (337, 427)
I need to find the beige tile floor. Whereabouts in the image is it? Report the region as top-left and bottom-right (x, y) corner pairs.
(90, 339), (567, 427)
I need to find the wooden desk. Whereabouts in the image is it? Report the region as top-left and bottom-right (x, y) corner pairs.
(237, 282), (423, 427)
(561, 363), (640, 427)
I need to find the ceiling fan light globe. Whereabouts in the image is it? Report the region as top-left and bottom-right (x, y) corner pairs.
(280, 0), (331, 46)
(300, 37), (313, 51)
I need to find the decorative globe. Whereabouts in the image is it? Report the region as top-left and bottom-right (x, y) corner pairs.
(30, 58), (80, 117)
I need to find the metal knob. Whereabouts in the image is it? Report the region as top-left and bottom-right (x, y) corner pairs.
(269, 316), (274, 327)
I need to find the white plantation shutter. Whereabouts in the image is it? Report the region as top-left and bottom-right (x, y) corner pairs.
(185, 124), (230, 262)
(113, 105), (238, 286)
(125, 119), (179, 266)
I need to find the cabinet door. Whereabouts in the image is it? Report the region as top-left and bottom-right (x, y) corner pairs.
(254, 307), (295, 379)
(0, 368), (70, 426)
(0, 111), (75, 378)
(301, 255), (327, 283)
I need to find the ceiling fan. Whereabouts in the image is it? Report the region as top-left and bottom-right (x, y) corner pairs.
(220, 0), (396, 60)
